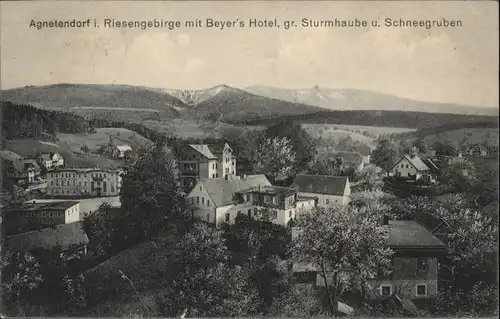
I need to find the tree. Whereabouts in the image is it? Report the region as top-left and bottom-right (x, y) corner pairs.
(439, 157), (478, 192)
(1, 251), (43, 315)
(268, 283), (324, 317)
(119, 142), (187, 239)
(253, 137), (296, 184)
(265, 120), (317, 173)
(293, 206), (393, 314)
(433, 206), (498, 289)
(353, 164), (385, 192)
(371, 139), (400, 171)
(156, 222), (259, 317)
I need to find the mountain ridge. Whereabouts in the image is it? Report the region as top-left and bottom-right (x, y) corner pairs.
(244, 85), (498, 116)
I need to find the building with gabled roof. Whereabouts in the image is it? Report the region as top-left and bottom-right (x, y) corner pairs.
(365, 220), (447, 301)
(38, 152), (64, 170)
(389, 154), (437, 183)
(186, 174), (316, 226)
(177, 142), (236, 191)
(3, 200), (80, 235)
(292, 219), (447, 302)
(291, 174), (351, 207)
(1, 150), (42, 186)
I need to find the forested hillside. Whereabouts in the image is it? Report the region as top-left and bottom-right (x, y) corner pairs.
(1, 102), (92, 140)
(231, 110), (498, 129)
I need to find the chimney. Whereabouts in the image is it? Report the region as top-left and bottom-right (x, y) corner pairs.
(383, 215), (391, 225)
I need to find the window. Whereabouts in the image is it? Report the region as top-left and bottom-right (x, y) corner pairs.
(202, 197), (204, 204)
(197, 197), (200, 204)
(225, 213), (230, 222)
(272, 197), (278, 205)
(248, 209), (252, 217)
(212, 174), (215, 178)
(289, 210), (292, 218)
(237, 210), (241, 216)
(264, 196), (270, 204)
(417, 258), (428, 271)
(326, 199), (330, 205)
(380, 285), (392, 296)
(246, 194), (250, 202)
(207, 214), (210, 222)
(225, 167), (229, 174)
(200, 186), (202, 191)
(212, 163), (215, 169)
(416, 284), (427, 297)
(207, 200), (210, 206)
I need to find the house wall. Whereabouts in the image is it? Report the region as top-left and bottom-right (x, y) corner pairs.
(365, 256), (439, 300)
(64, 203), (81, 223)
(186, 183), (217, 223)
(298, 192), (349, 207)
(295, 198), (316, 217)
(391, 158), (419, 178)
(362, 155), (371, 165)
(215, 203), (253, 225)
(218, 146), (237, 179)
(46, 169), (122, 197)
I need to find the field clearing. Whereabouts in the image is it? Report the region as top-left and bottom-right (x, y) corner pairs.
(302, 124), (377, 148)
(4, 139), (121, 169)
(28, 196), (120, 219)
(423, 127), (498, 146)
(143, 119), (251, 140)
(328, 124), (417, 134)
(58, 127), (153, 153)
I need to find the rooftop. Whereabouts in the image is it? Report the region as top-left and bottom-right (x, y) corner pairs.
(238, 185), (296, 196)
(291, 174), (349, 196)
(7, 221), (89, 253)
(4, 201), (79, 213)
(207, 142), (229, 154)
(188, 144), (218, 160)
(197, 174), (271, 207)
(387, 220), (446, 249)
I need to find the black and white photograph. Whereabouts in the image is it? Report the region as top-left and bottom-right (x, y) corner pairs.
(0, 0), (498, 317)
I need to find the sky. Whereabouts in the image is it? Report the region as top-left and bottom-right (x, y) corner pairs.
(1, 1), (498, 108)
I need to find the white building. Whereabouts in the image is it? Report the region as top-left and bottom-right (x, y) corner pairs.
(177, 142), (237, 191)
(389, 154), (437, 183)
(186, 174), (315, 226)
(39, 153), (64, 170)
(291, 174), (351, 207)
(46, 168), (122, 197)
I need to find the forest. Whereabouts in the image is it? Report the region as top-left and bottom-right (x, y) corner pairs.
(1, 102), (92, 141)
(231, 109), (498, 129)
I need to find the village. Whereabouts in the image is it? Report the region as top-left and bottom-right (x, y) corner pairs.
(1, 129), (498, 316)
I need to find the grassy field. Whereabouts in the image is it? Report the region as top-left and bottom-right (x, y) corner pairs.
(423, 127), (498, 147)
(58, 128), (153, 154)
(4, 128), (152, 169)
(84, 228), (179, 316)
(302, 124), (378, 148)
(143, 119), (251, 140)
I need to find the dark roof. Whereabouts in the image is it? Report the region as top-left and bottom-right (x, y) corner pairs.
(207, 142), (229, 154)
(238, 185), (296, 196)
(198, 175), (271, 207)
(387, 220), (446, 249)
(0, 150), (25, 172)
(4, 201), (79, 213)
(291, 174), (349, 196)
(353, 144), (372, 156)
(0, 150), (23, 161)
(23, 159), (41, 171)
(7, 221), (89, 252)
(187, 144), (218, 159)
(318, 151), (363, 166)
